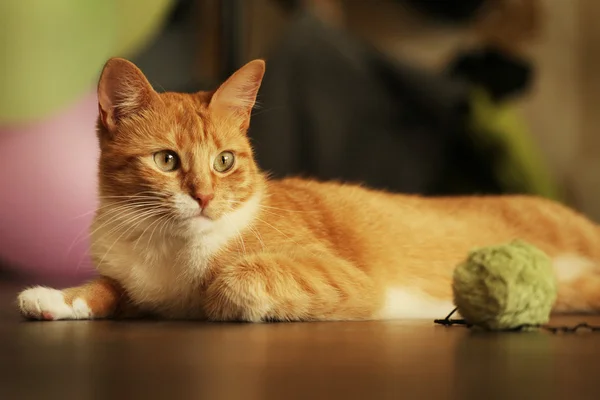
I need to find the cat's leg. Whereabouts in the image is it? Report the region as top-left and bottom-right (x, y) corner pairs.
(17, 276), (126, 321)
(204, 251), (378, 322)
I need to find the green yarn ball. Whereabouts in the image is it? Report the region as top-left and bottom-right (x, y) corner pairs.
(452, 240), (558, 331)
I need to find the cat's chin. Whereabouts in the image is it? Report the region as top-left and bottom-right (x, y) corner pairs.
(193, 214), (213, 223)
(185, 214), (216, 234)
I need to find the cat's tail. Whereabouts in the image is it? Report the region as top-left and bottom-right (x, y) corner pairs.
(552, 254), (600, 313)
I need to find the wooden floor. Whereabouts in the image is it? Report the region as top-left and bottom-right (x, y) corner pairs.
(2, 278), (600, 400)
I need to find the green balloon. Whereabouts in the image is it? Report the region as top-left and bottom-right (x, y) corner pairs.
(0, 0), (173, 123)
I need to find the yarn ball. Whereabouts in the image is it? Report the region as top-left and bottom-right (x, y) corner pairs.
(452, 240), (558, 330)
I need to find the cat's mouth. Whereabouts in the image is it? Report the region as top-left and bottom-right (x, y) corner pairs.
(193, 208), (214, 221)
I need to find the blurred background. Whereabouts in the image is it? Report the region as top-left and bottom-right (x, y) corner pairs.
(0, 0), (599, 284)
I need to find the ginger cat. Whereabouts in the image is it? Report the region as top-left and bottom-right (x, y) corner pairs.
(17, 58), (600, 322)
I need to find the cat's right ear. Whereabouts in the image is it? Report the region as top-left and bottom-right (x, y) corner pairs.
(97, 58), (157, 132)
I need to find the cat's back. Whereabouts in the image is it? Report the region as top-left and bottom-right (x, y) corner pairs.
(264, 177), (600, 260)
(266, 177), (403, 210)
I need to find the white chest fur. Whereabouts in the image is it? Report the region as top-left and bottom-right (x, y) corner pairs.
(97, 237), (211, 318)
(90, 194), (261, 318)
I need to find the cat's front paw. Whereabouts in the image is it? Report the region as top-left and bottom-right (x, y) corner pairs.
(18, 287), (92, 321)
(204, 267), (273, 322)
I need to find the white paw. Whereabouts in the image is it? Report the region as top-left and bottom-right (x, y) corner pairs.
(17, 287), (92, 321)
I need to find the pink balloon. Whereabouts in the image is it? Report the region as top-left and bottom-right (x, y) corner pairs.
(0, 92), (100, 282)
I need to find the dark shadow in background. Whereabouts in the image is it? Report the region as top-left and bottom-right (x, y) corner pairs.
(249, 12), (503, 195)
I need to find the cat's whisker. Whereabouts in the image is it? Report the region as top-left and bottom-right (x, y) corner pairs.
(222, 200), (287, 220)
(156, 215), (172, 239)
(96, 193), (167, 200)
(74, 258), (96, 275)
(96, 197), (167, 203)
(65, 225), (96, 260)
(238, 232), (247, 257)
(252, 216), (321, 258)
(259, 205), (317, 214)
(159, 214), (177, 237)
(71, 200), (168, 228)
(71, 208), (100, 220)
(66, 202), (165, 258)
(91, 207), (168, 250)
(223, 213), (247, 257)
(86, 201), (167, 223)
(71, 198), (165, 220)
(74, 247), (89, 274)
(95, 210), (165, 268)
(96, 198), (166, 204)
(228, 201), (266, 251)
(224, 199), (317, 214)
(97, 190), (167, 198)
(111, 208), (169, 242)
(87, 204), (171, 244)
(133, 212), (167, 250)
(248, 225), (266, 251)
(139, 215), (166, 251)
(256, 208), (289, 220)
(252, 216), (293, 242)
(137, 211), (173, 251)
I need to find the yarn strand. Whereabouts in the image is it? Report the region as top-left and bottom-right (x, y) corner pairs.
(434, 308), (600, 333)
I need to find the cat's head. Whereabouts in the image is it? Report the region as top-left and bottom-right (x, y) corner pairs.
(95, 58), (266, 236)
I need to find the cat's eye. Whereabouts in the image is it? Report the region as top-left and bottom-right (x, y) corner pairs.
(153, 150), (180, 172)
(213, 151), (235, 173)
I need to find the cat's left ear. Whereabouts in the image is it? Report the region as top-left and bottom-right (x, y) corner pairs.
(209, 59), (265, 129)
(97, 57), (157, 133)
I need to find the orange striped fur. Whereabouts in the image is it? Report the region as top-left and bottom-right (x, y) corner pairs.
(17, 58), (600, 322)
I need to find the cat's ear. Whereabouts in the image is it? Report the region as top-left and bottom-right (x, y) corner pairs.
(97, 57), (157, 132)
(209, 59), (265, 128)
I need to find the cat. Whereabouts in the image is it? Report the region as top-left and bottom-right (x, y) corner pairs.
(17, 58), (600, 322)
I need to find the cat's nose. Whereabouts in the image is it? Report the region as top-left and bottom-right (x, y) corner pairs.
(193, 192), (214, 209)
